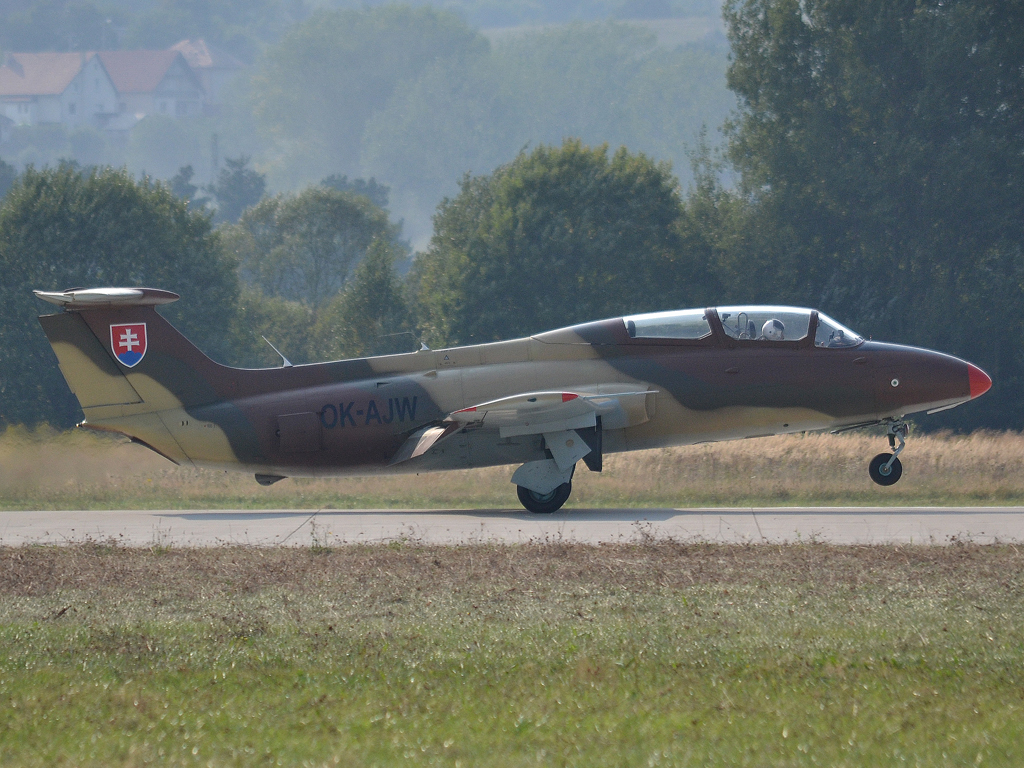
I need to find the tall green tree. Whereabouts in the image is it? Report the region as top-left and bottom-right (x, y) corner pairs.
(209, 156), (266, 223)
(169, 165), (210, 210)
(227, 286), (316, 368)
(413, 139), (709, 346)
(722, 0), (1024, 428)
(222, 185), (399, 310)
(315, 239), (413, 359)
(0, 163), (238, 428)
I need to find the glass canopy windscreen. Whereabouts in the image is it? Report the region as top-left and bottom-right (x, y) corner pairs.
(814, 313), (863, 348)
(624, 309), (712, 339)
(717, 307), (812, 341)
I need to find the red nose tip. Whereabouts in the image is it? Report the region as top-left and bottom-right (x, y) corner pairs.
(968, 364), (992, 399)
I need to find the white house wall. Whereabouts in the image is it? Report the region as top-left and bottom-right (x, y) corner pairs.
(1, 100), (35, 126)
(60, 57), (117, 127)
(153, 60), (203, 117)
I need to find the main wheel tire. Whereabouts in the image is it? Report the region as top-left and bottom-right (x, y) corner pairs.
(517, 482), (572, 513)
(869, 453), (903, 486)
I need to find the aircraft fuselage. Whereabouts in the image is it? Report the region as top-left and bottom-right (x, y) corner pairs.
(36, 290), (990, 511)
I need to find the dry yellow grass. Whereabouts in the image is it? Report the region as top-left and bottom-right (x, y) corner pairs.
(1, 425), (1022, 509)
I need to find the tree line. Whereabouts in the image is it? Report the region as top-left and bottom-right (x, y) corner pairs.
(1, 0), (1020, 432)
(1, 5), (733, 247)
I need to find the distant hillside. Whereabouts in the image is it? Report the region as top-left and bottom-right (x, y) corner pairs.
(482, 15), (726, 50)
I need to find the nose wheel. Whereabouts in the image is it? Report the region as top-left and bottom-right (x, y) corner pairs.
(869, 420), (908, 486)
(869, 453), (902, 485)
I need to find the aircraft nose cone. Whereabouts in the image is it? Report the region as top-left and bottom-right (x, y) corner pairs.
(968, 363), (992, 399)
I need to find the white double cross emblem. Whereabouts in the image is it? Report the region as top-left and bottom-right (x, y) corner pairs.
(120, 328), (140, 352)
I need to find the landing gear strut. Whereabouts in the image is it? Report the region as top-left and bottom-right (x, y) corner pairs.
(869, 420), (908, 486)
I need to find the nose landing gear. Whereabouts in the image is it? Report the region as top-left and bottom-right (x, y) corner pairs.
(869, 420), (908, 486)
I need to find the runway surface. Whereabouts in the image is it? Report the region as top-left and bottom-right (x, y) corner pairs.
(1, 507), (1022, 547)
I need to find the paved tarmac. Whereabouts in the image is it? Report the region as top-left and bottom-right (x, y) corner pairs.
(0, 507), (1022, 547)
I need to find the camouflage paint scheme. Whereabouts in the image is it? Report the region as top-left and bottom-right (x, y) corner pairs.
(35, 288), (991, 510)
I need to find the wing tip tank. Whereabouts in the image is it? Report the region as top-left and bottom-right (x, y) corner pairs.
(34, 287), (180, 309)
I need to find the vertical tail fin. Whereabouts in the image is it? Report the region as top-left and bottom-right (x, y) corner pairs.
(36, 286), (380, 471)
(36, 288), (242, 465)
(36, 287), (230, 419)
(38, 309), (146, 411)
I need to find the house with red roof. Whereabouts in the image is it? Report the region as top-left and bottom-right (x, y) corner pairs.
(0, 52), (117, 129)
(97, 50), (204, 120)
(0, 47), (213, 141)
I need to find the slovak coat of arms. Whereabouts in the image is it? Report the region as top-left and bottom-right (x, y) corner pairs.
(110, 323), (148, 367)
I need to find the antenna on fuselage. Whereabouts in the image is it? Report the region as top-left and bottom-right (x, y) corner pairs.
(261, 336), (293, 368)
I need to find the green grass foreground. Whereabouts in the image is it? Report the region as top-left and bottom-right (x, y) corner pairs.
(1, 543), (1021, 766)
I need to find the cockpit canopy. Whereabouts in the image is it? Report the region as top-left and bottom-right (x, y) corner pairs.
(624, 308), (712, 340)
(622, 306), (862, 347)
(812, 311), (862, 348)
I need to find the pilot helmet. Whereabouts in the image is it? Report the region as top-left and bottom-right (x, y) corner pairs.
(762, 318), (785, 341)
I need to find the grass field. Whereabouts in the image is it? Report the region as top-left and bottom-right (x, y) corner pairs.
(1, 542), (1021, 766)
(2, 426), (1023, 510)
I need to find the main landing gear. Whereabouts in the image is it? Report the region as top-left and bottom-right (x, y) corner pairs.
(514, 460), (579, 513)
(869, 419), (908, 486)
(514, 428), (596, 513)
(517, 481), (573, 514)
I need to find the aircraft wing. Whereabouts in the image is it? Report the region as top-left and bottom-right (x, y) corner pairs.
(390, 388), (653, 473)
(448, 390), (650, 436)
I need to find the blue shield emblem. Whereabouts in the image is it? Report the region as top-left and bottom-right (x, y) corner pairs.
(110, 323), (147, 368)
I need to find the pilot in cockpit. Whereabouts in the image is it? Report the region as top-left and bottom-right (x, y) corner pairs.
(761, 318), (785, 341)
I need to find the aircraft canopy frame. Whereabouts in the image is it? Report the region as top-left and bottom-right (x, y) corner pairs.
(621, 306), (864, 349)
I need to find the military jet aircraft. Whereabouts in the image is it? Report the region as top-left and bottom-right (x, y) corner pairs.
(35, 287), (991, 513)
